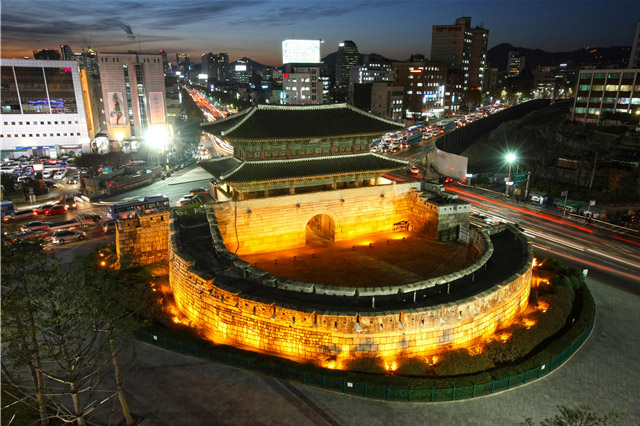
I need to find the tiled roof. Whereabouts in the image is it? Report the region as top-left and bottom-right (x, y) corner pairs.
(201, 103), (405, 142)
(199, 153), (409, 184)
(197, 156), (242, 181)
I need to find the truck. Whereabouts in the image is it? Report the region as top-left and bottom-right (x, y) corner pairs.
(48, 215), (94, 231)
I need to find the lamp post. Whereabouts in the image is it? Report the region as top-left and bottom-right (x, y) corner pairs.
(505, 153), (516, 197)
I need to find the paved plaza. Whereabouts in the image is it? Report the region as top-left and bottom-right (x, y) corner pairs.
(74, 276), (639, 426)
(239, 231), (473, 287)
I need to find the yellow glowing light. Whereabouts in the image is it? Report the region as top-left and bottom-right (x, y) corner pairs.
(115, 131), (125, 142)
(99, 252), (104, 257)
(522, 318), (536, 329)
(537, 301), (549, 312)
(326, 360), (336, 369)
(532, 258), (537, 268)
(499, 332), (512, 343)
(428, 355), (439, 365)
(100, 261), (106, 266)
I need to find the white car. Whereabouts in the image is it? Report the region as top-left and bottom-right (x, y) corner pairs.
(53, 170), (66, 180)
(51, 229), (87, 244)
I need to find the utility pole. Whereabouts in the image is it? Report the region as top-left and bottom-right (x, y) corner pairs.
(589, 152), (598, 190)
(524, 171), (531, 199)
(562, 190), (569, 217)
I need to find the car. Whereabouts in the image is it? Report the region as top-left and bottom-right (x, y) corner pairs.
(33, 203), (56, 216)
(102, 219), (117, 234)
(3, 208), (36, 223)
(177, 194), (196, 207)
(408, 166), (420, 175)
(59, 195), (77, 210)
(51, 229), (86, 244)
(67, 175), (80, 184)
(44, 204), (67, 216)
(53, 170), (66, 180)
(189, 188), (209, 195)
(20, 221), (51, 232)
(77, 213), (102, 223)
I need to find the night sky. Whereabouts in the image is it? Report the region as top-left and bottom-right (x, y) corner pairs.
(2, 0), (639, 66)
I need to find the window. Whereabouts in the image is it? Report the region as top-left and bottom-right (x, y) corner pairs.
(593, 73), (606, 79)
(580, 73), (591, 80)
(587, 108), (600, 114)
(605, 85), (619, 92)
(607, 73), (620, 80)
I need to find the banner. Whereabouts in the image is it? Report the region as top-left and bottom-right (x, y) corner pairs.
(107, 92), (125, 126)
(148, 92), (166, 125)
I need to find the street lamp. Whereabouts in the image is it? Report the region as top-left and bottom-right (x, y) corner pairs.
(505, 152), (516, 197)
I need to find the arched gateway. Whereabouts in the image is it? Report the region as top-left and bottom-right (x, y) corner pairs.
(305, 214), (335, 245)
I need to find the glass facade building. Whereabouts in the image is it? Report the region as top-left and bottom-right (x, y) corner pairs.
(0, 59), (89, 158)
(571, 69), (640, 123)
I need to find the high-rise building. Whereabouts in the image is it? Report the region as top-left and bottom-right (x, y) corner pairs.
(282, 65), (323, 105)
(232, 59), (251, 85)
(60, 45), (74, 60)
(176, 53), (190, 79)
(160, 50), (172, 76)
(431, 17), (489, 90)
(0, 59), (90, 158)
(629, 22), (640, 68)
(348, 62), (392, 94)
(212, 53), (229, 83)
(507, 51), (526, 77)
(393, 61), (448, 119)
(97, 52), (167, 146)
(335, 40), (359, 100)
(201, 52), (213, 81)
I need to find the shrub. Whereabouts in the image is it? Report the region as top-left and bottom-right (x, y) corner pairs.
(396, 357), (430, 376)
(433, 349), (494, 376)
(550, 274), (573, 290)
(539, 258), (566, 273)
(343, 356), (387, 374)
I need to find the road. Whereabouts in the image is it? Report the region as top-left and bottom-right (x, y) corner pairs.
(448, 183), (640, 295)
(102, 163), (213, 206)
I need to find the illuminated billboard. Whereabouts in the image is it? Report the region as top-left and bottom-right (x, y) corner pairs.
(282, 39), (321, 64)
(235, 64), (247, 72)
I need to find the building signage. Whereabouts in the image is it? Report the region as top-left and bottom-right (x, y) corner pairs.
(514, 172), (527, 183)
(148, 92), (166, 125)
(107, 92), (125, 126)
(282, 40), (321, 64)
(16, 145), (55, 150)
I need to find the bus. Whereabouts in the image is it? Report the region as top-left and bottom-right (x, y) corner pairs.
(432, 120), (457, 134)
(1, 200), (15, 220)
(107, 196), (170, 220)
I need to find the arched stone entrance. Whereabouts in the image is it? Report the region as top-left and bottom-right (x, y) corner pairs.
(305, 214), (335, 245)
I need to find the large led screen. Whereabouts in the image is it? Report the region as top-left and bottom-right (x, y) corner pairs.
(282, 40), (321, 64)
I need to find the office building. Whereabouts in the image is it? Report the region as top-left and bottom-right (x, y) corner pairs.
(97, 52), (167, 146)
(571, 69), (640, 123)
(335, 40), (359, 100)
(630, 22), (640, 68)
(507, 51), (526, 77)
(232, 59), (251, 85)
(160, 50), (172, 76)
(282, 65), (323, 105)
(60, 45), (74, 61)
(393, 61), (447, 119)
(348, 62), (392, 95)
(431, 17), (489, 91)
(176, 53), (190, 79)
(370, 82), (404, 121)
(0, 58), (90, 158)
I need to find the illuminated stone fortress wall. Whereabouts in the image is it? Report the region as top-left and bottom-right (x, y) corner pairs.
(213, 182), (469, 255)
(168, 184), (532, 364)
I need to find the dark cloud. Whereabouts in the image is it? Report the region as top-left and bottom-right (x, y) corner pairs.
(227, 1), (390, 26)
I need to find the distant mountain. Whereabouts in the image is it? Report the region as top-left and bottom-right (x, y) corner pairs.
(230, 57), (270, 70)
(487, 43), (632, 71)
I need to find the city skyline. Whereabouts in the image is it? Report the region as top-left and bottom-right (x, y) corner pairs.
(2, 0), (640, 66)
